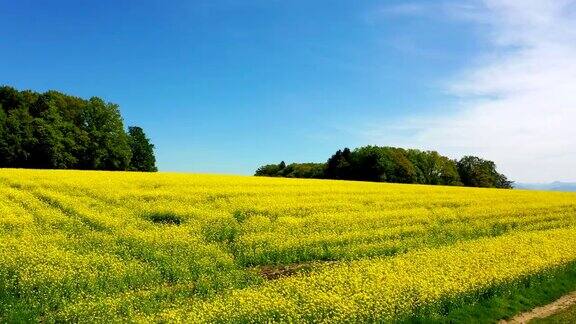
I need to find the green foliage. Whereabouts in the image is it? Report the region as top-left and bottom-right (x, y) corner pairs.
(0, 85), (156, 172)
(1, 107), (36, 167)
(254, 164), (282, 177)
(128, 126), (157, 172)
(281, 163), (325, 178)
(255, 162), (325, 178)
(325, 148), (353, 179)
(80, 98), (132, 170)
(407, 149), (462, 186)
(255, 145), (511, 189)
(457, 156), (513, 189)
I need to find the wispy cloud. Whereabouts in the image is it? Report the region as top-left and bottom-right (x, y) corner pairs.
(364, 0), (576, 182)
(375, 1), (489, 21)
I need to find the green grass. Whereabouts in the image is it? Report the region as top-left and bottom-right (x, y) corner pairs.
(424, 262), (576, 323)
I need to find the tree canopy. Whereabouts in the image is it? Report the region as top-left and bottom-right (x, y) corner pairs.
(0, 86), (157, 172)
(128, 126), (157, 172)
(255, 146), (512, 189)
(457, 155), (513, 189)
(255, 161), (325, 179)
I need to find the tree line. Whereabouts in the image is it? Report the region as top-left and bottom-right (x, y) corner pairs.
(0, 86), (157, 171)
(255, 146), (513, 189)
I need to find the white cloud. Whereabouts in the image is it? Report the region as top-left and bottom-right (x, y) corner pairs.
(366, 0), (576, 183)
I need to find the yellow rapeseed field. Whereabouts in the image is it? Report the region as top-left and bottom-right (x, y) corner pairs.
(1, 169), (576, 322)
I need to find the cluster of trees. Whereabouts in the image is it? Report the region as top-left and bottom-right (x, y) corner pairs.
(255, 146), (513, 189)
(255, 161), (326, 179)
(0, 86), (157, 171)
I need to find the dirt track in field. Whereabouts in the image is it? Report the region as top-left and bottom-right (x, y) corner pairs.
(500, 291), (576, 323)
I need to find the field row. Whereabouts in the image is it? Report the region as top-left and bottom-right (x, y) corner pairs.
(53, 227), (576, 322)
(1, 169), (576, 321)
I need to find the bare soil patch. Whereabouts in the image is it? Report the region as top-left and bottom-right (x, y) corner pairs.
(257, 261), (336, 280)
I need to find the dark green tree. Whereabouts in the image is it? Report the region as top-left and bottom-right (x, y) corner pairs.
(0, 107), (7, 166)
(407, 150), (461, 185)
(325, 149), (343, 179)
(0, 86), (23, 113)
(386, 147), (417, 183)
(256, 162), (325, 178)
(0, 86), (154, 172)
(326, 148), (353, 179)
(29, 100), (80, 169)
(1, 107), (36, 167)
(128, 126), (157, 172)
(254, 145), (510, 189)
(254, 164), (282, 176)
(457, 156), (512, 188)
(80, 98), (132, 170)
(351, 146), (388, 181)
(496, 173), (514, 189)
(281, 163), (325, 178)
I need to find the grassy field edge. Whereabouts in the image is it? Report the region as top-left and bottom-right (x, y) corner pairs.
(415, 261), (576, 323)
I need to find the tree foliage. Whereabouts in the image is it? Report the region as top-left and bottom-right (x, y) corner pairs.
(255, 161), (324, 179)
(457, 156), (512, 189)
(255, 146), (512, 189)
(0, 86), (156, 172)
(128, 126), (157, 172)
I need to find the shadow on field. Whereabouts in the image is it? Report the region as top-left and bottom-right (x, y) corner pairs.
(146, 212), (183, 225)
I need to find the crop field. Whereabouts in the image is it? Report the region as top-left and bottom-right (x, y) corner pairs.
(1, 169), (576, 322)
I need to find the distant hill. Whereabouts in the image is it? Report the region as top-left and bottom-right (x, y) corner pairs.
(515, 182), (576, 192)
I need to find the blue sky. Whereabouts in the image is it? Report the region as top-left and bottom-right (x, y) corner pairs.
(2, 1), (575, 182)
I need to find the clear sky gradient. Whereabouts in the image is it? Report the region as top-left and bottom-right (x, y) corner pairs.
(2, 1), (575, 182)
